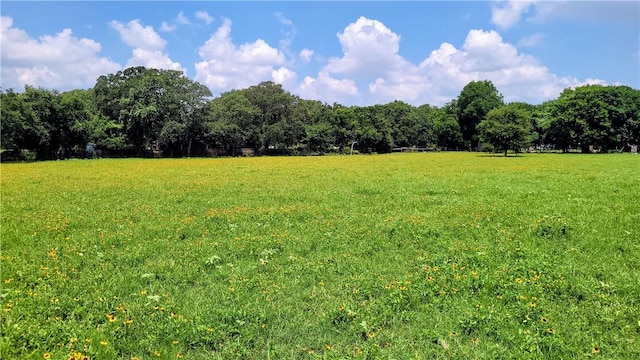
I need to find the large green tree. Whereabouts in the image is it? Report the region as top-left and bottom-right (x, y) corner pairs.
(6, 66), (639, 161)
(353, 105), (394, 153)
(432, 101), (463, 150)
(544, 85), (640, 152)
(21, 86), (62, 159)
(456, 80), (504, 150)
(328, 104), (358, 152)
(0, 88), (46, 159)
(93, 66), (211, 156)
(206, 90), (260, 155)
(413, 104), (438, 148)
(381, 100), (436, 149)
(242, 81), (296, 152)
(293, 99), (333, 154)
(477, 103), (531, 156)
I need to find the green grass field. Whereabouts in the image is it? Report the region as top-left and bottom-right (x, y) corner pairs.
(1, 153), (639, 359)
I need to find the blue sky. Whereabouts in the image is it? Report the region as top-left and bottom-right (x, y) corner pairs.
(1, 1), (638, 106)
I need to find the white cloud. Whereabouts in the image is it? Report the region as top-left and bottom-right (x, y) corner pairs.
(274, 12), (293, 26)
(296, 72), (359, 104)
(307, 16), (432, 105)
(109, 20), (166, 50)
(324, 16), (407, 78)
(368, 77), (431, 105)
(411, 29), (605, 104)
(299, 48), (314, 63)
(160, 21), (177, 33)
(110, 19), (184, 73)
(272, 67), (297, 87)
(125, 49), (184, 72)
(195, 18), (289, 93)
(491, 0), (536, 30)
(176, 11), (191, 25)
(161, 11), (207, 33)
(195, 11), (214, 25)
(491, 1), (640, 29)
(273, 12), (297, 61)
(461, 29), (530, 72)
(293, 16), (405, 104)
(0, 16), (120, 90)
(300, 17), (605, 106)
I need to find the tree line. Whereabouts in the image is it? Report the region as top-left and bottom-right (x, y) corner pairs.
(2, 66), (639, 160)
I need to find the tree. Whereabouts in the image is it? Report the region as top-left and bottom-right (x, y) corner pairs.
(413, 104), (438, 148)
(0, 88), (47, 160)
(159, 120), (186, 157)
(93, 66), (211, 157)
(432, 102), (463, 150)
(529, 101), (553, 150)
(383, 100), (418, 148)
(477, 103), (531, 156)
(328, 104), (357, 152)
(544, 85), (640, 153)
(303, 122), (335, 154)
(206, 90), (260, 155)
(457, 80), (504, 150)
(353, 105), (394, 153)
(290, 98), (330, 154)
(58, 89), (100, 157)
(242, 81), (295, 152)
(618, 86), (640, 147)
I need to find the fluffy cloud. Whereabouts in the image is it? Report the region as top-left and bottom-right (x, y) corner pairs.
(109, 19), (166, 50)
(274, 12), (293, 27)
(302, 17), (604, 106)
(303, 16), (438, 104)
(160, 22), (177, 33)
(110, 19), (184, 73)
(324, 17), (407, 78)
(161, 11), (210, 32)
(194, 18), (292, 93)
(126, 49), (183, 72)
(412, 29), (604, 104)
(273, 12), (297, 61)
(176, 12), (190, 25)
(299, 48), (314, 63)
(492, 1), (639, 30)
(195, 11), (214, 25)
(491, 0), (536, 30)
(295, 16), (409, 104)
(0, 16), (120, 90)
(296, 72), (359, 105)
(460, 29), (532, 72)
(272, 67), (297, 87)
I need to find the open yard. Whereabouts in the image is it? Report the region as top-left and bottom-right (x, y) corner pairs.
(1, 153), (639, 359)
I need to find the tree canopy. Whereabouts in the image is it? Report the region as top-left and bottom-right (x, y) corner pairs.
(2, 68), (639, 161)
(93, 66), (212, 156)
(477, 103), (531, 156)
(456, 80), (504, 150)
(544, 85), (640, 152)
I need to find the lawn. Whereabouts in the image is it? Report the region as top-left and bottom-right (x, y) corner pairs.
(1, 153), (639, 359)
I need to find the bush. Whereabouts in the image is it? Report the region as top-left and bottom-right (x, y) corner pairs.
(0, 149), (37, 162)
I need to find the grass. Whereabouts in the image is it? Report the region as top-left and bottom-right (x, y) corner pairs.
(1, 152), (639, 359)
